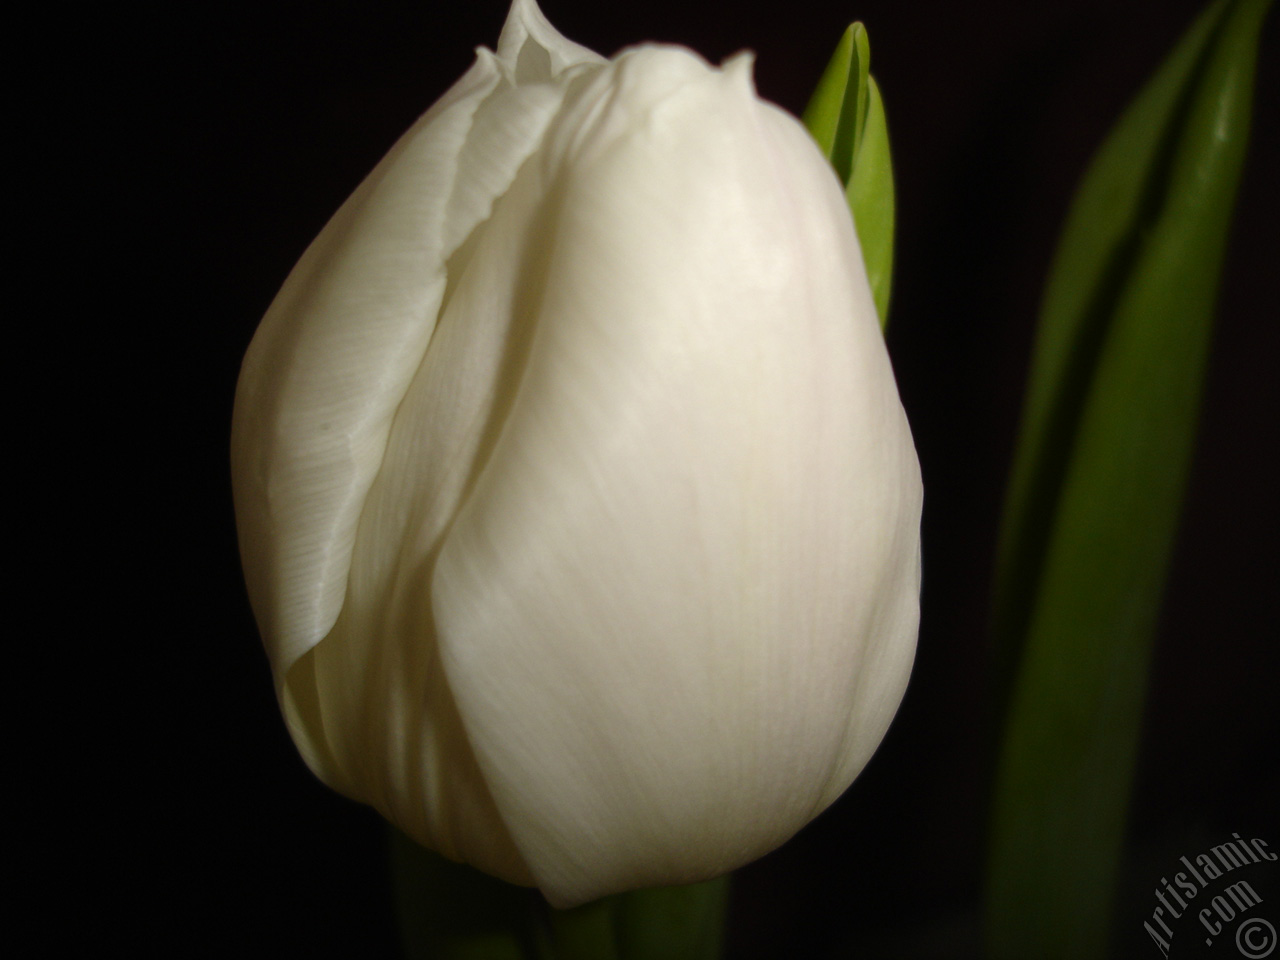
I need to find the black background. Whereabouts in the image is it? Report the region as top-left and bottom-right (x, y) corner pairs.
(45, 0), (1277, 955)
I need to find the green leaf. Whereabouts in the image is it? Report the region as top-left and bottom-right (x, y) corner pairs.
(803, 23), (895, 326)
(802, 23), (870, 185)
(846, 75), (895, 325)
(985, 0), (1272, 957)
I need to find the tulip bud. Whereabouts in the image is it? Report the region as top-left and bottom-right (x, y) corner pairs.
(232, 0), (922, 908)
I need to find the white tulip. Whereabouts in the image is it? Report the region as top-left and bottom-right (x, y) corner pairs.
(232, 0), (922, 908)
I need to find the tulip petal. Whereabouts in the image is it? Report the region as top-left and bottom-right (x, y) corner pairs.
(232, 3), (608, 700)
(292, 136), (571, 884)
(497, 0), (606, 81)
(429, 47), (922, 907)
(232, 52), (498, 689)
(232, 2), (609, 882)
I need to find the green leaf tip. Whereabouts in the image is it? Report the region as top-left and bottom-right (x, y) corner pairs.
(802, 23), (867, 181)
(803, 22), (896, 327)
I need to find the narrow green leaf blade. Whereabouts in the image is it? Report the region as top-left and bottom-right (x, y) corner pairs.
(850, 23), (871, 169)
(990, 0), (1232, 694)
(847, 75), (896, 325)
(804, 23), (894, 326)
(802, 23), (869, 185)
(986, 0), (1272, 957)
